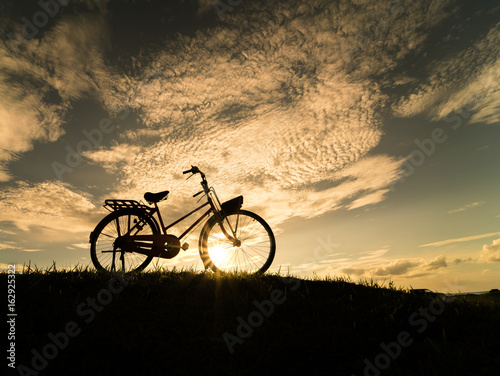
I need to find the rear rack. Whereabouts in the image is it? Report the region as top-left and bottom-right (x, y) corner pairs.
(103, 199), (154, 213)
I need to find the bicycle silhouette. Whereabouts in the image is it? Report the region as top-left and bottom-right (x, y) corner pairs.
(89, 166), (276, 274)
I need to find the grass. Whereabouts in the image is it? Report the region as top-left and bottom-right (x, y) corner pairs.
(3, 265), (500, 376)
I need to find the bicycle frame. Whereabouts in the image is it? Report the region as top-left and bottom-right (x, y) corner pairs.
(152, 200), (212, 240)
(149, 192), (239, 243)
(110, 173), (242, 259)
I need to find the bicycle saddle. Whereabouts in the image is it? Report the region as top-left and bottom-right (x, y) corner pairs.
(144, 190), (169, 203)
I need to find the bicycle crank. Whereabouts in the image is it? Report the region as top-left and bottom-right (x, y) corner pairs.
(114, 234), (181, 259)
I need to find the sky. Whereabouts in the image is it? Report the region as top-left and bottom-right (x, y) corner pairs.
(0, 0), (499, 292)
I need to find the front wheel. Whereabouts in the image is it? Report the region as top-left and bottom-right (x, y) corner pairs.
(199, 210), (276, 274)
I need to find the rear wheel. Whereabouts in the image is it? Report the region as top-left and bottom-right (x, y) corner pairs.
(90, 210), (158, 273)
(199, 210), (275, 274)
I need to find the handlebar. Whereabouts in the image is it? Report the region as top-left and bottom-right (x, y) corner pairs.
(183, 165), (210, 200)
(183, 165), (201, 175)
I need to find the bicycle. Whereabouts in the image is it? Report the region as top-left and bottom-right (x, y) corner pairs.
(89, 166), (276, 274)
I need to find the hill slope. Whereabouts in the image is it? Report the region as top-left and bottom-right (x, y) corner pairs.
(4, 269), (500, 375)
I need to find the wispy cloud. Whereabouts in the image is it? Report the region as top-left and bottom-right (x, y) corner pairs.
(72, 243), (90, 249)
(358, 249), (389, 260)
(348, 189), (391, 210)
(0, 243), (20, 250)
(420, 232), (500, 247)
(448, 201), (486, 214)
(393, 22), (500, 125)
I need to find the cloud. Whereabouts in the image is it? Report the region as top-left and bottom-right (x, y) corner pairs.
(479, 238), (500, 263)
(82, 0), (458, 227)
(453, 257), (473, 264)
(0, 243), (20, 250)
(420, 232), (500, 247)
(83, 144), (143, 172)
(288, 246), (391, 277)
(358, 248), (389, 260)
(348, 189), (391, 210)
(339, 267), (366, 276)
(448, 201), (486, 214)
(0, 229), (16, 235)
(72, 243), (90, 249)
(373, 259), (420, 276)
(196, 0), (219, 17)
(308, 244), (451, 280)
(339, 254), (448, 278)
(268, 155), (404, 223)
(0, 263), (25, 272)
(0, 12), (109, 180)
(393, 22), (500, 125)
(0, 181), (96, 232)
(84, 149), (403, 231)
(423, 255), (447, 271)
(0, 82), (65, 181)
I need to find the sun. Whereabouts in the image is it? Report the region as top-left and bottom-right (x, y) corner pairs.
(207, 236), (267, 272)
(208, 244), (237, 268)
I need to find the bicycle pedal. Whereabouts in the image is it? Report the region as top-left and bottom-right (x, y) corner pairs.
(182, 243), (189, 251)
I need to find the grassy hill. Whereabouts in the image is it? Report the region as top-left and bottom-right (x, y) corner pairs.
(3, 268), (500, 376)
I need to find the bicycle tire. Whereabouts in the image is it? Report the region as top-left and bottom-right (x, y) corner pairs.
(199, 209), (276, 274)
(90, 209), (158, 273)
